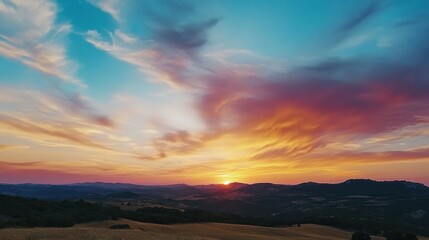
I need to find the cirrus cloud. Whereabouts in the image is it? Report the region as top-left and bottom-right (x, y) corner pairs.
(0, 0), (81, 85)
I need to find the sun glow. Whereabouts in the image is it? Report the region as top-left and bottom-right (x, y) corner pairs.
(223, 180), (231, 185)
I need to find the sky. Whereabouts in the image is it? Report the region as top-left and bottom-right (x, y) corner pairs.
(0, 0), (429, 185)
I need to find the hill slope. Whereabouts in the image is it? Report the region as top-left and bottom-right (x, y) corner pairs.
(0, 219), (393, 240)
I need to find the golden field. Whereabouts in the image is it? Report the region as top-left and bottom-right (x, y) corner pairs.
(0, 219), (427, 240)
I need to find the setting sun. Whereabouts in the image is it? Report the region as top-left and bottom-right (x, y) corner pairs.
(223, 180), (231, 185)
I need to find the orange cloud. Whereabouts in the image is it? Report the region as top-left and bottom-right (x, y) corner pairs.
(0, 114), (109, 150)
(0, 144), (28, 151)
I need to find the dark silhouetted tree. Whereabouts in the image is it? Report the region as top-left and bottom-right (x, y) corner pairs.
(110, 224), (131, 229)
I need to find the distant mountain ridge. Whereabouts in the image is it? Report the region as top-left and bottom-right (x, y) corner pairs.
(0, 179), (427, 200)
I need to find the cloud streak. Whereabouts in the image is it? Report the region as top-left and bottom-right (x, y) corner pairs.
(86, 0), (218, 88)
(0, 86), (120, 153)
(337, 1), (381, 33)
(0, 0), (80, 85)
(194, 55), (429, 161)
(0, 144), (28, 151)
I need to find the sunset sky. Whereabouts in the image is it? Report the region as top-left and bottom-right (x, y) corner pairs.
(1, 0), (429, 185)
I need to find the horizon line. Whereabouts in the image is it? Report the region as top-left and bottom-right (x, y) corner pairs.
(1, 178), (427, 187)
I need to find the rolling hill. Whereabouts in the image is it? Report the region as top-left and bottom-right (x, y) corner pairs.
(0, 219), (394, 240)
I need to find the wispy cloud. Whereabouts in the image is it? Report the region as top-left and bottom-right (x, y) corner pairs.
(0, 114), (109, 150)
(85, 0), (218, 88)
(138, 130), (206, 160)
(336, 1), (381, 33)
(0, 87), (117, 152)
(87, 0), (122, 22)
(0, 0), (81, 85)
(194, 55), (429, 160)
(0, 144), (28, 151)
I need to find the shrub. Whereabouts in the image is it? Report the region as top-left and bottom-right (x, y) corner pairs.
(110, 224), (131, 229)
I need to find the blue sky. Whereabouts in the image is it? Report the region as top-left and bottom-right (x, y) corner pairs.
(0, 0), (429, 185)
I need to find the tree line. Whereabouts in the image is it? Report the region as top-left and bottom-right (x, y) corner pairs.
(0, 194), (424, 240)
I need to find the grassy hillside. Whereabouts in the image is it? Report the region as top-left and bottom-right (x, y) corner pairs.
(0, 219), (391, 240)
